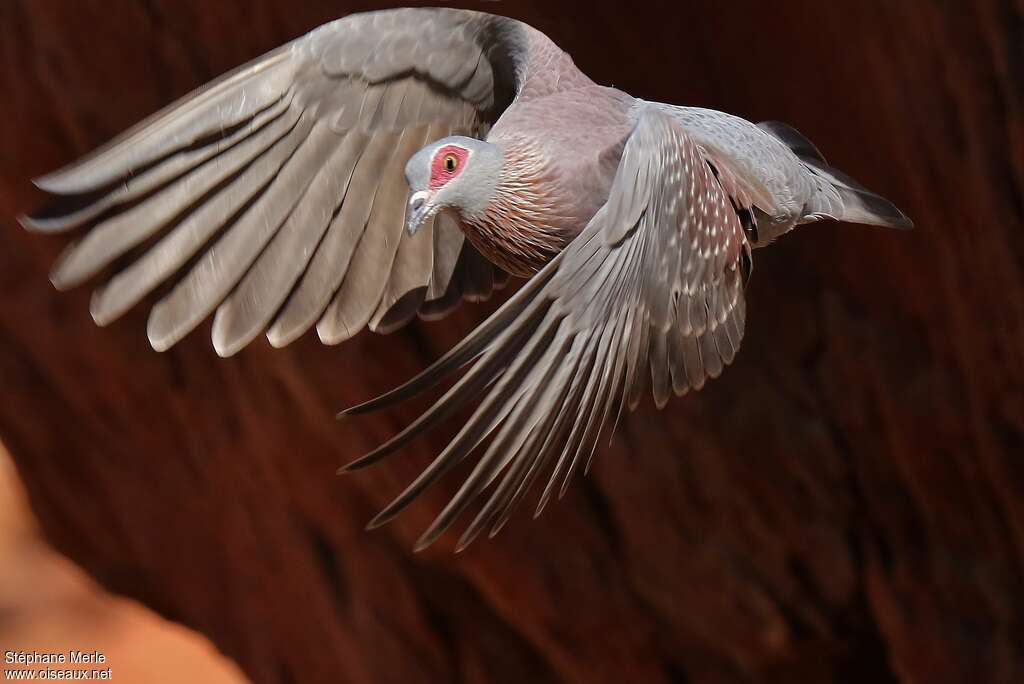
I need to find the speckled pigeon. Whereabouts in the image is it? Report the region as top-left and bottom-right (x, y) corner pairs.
(21, 8), (912, 550)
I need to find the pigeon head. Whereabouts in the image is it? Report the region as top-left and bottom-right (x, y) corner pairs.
(404, 136), (503, 236)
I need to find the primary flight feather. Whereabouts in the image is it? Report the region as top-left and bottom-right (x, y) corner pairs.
(22, 8), (912, 550)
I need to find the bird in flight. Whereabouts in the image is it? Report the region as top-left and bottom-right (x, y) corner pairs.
(21, 8), (912, 550)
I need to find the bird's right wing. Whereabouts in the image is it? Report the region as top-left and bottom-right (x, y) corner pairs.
(22, 8), (538, 355)
(341, 108), (753, 550)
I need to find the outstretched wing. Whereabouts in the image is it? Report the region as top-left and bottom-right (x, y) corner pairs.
(21, 8), (532, 355)
(341, 108), (753, 550)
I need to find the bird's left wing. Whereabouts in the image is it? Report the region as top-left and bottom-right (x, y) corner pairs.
(20, 8), (525, 355)
(342, 108), (753, 550)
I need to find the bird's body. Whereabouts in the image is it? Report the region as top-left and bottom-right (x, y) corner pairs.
(22, 8), (912, 550)
(446, 24), (888, 273)
(469, 85), (634, 274)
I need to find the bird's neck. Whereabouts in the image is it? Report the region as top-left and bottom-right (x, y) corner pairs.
(461, 137), (572, 277)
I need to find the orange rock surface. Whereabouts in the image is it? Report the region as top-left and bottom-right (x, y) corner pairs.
(0, 448), (248, 684)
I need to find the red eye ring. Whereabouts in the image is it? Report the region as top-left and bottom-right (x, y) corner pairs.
(429, 145), (469, 190)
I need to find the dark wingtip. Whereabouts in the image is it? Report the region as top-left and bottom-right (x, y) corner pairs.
(414, 522), (452, 552)
(17, 210), (69, 233)
(862, 190), (915, 230)
(365, 508), (397, 531)
(335, 430), (409, 473)
(838, 182), (916, 231)
(32, 173), (60, 193)
(337, 395), (394, 418)
(893, 214), (915, 230)
(867, 198), (915, 231)
(758, 120), (828, 165)
(336, 393), (393, 418)
(489, 516), (510, 538)
(32, 163), (108, 195)
(32, 170), (85, 196)
(19, 188), (112, 233)
(336, 454), (374, 474)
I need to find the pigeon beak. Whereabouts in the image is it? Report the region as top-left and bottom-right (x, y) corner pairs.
(405, 190), (431, 237)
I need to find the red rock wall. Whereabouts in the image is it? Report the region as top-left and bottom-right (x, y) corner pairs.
(1, 1), (1021, 682)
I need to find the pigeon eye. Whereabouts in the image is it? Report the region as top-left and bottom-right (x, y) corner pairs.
(443, 154), (458, 172)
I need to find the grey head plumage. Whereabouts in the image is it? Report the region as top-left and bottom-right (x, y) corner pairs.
(404, 136), (504, 236)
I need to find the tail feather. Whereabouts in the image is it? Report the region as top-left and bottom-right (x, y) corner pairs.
(759, 120), (913, 230)
(804, 158), (914, 229)
(758, 121), (827, 165)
